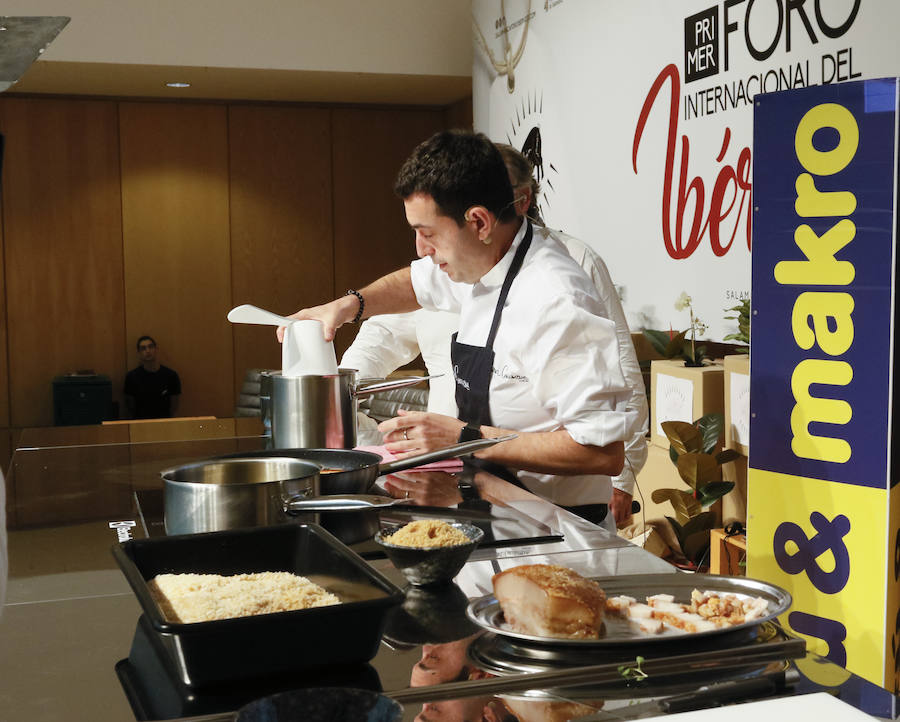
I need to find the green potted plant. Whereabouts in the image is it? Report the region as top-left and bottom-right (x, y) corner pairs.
(642, 292), (709, 367)
(651, 412), (740, 569)
(723, 298), (750, 352)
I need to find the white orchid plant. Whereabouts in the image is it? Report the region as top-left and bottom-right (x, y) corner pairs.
(642, 292), (709, 367)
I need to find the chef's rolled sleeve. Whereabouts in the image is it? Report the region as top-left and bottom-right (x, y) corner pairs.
(522, 292), (636, 449)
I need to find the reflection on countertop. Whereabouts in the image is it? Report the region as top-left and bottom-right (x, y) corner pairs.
(2, 438), (893, 722)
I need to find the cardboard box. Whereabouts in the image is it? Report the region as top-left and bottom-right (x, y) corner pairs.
(634, 444), (688, 523)
(650, 359), (724, 449)
(721, 453), (747, 527)
(724, 354), (750, 455)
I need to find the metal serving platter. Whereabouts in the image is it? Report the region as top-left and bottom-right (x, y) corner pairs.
(466, 572), (791, 647)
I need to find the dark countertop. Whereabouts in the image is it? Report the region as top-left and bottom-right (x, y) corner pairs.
(1, 437), (893, 722)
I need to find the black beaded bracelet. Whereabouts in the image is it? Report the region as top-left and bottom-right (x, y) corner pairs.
(346, 289), (365, 323)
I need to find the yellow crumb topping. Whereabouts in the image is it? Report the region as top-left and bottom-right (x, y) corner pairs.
(384, 519), (470, 548)
(147, 571), (339, 623)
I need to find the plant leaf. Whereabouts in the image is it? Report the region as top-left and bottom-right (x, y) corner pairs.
(652, 489), (700, 524)
(682, 511), (717, 537)
(664, 516), (686, 549)
(676, 452), (720, 489)
(661, 421), (703, 454)
(643, 329), (673, 356)
(683, 532), (711, 565)
(696, 413), (724, 453)
(669, 445), (679, 464)
(698, 481), (736, 506)
(681, 512), (718, 565)
(664, 330), (688, 358)
(715, 448), (741, 464)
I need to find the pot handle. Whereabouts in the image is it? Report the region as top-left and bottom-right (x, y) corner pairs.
(378, 434), (517, 476)
(284, 494), (407, 513)
(352, 374), (442, 399)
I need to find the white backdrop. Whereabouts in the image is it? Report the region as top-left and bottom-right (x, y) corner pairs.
(472, 0), (900, 340)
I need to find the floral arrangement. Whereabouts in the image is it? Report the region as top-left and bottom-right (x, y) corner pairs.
(642, 292), (708, 367)
(723, 297), (750, 352)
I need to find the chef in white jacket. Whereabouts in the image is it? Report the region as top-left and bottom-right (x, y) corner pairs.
(288, 130), (633, 525)
(341, 144), (648, 527)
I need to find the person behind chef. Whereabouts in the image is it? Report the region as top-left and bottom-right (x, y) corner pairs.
(284, 129), (633, 524)
(340, 144), (648, 526)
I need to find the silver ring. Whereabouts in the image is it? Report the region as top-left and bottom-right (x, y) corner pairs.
(403, 428), (409, 440)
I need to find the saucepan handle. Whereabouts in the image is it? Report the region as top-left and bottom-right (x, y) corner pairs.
(352, 374), (442, 399)
(378, 434), (517, 476)
(283, 494), (407, 513)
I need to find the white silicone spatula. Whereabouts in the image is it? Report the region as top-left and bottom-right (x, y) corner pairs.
(227, 304), (295, 326)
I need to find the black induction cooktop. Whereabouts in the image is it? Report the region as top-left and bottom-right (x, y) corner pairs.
(133, 488), (563, 556)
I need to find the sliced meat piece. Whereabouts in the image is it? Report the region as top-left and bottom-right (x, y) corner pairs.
(492, 564), (606, 639)
(606, 595), (636, 616)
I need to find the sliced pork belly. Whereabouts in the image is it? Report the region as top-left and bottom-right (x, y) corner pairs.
(492, 564), (606, 639)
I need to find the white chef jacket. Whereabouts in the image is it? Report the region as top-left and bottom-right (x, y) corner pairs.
(342, 228), (649, 497)
(410, 221), (635, 506)
(340, 309), (458, 415)
(553, 232), (649, 495)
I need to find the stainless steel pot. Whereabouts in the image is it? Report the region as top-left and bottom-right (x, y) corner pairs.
(266, 368), (431, 450)
(168, 435), (515, 543)
(162, 457), (320, 536)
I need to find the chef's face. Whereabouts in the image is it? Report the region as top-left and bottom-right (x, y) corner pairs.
(405, 193), (489, 284)
(410, 639), (471, 686)
(415, 698), (489, 722)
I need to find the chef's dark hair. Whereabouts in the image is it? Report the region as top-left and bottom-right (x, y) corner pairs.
(136, 335), (156, 351)
(394, 130), (516, 226)
(496, 143), (544, 226)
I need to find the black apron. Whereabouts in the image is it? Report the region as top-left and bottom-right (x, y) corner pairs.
(452, 220), (533, 427)
(451, 220), (608, 526)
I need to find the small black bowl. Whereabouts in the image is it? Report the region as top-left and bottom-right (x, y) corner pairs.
(374, 522), (484, 586)
(383, 582), (481, 647)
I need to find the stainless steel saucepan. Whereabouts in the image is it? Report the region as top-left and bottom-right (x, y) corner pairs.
(162, 457), (321, 536)
(265, 368), (439, 449)
(163, 435), (515, 538)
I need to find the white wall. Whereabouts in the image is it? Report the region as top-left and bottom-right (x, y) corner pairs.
(5, 0), (473, 77)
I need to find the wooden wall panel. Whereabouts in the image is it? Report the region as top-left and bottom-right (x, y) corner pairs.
(444, 96), (473, 130)
(0, 98), (126, 428)
(331, 108), (446, 357)
(2, 430), (12, 528)
(119, 103), (233, 419)
(0, 172), (7, 429)
(228, 106), (332, 402)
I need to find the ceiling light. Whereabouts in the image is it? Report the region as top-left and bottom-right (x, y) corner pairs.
(165, 81), (191, 88)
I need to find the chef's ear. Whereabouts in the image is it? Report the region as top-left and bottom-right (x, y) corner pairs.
(463, 205), (492, 237)
(514, 187), (531, 217)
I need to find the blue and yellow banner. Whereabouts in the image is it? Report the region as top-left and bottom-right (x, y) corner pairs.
(749, 78), (899, 690)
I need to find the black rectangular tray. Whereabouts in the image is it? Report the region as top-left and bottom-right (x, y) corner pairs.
(112, 523), (404, 687)
(116, 615), (383, 719)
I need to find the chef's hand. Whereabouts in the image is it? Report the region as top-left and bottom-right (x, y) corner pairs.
(383, 471), (462, 507)
(379, 409), (465, 457)
(610, 488), (633, 527)
(276, 295), (360, 343)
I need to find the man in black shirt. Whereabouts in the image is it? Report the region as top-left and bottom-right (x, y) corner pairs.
(124, 336), (181, 419)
